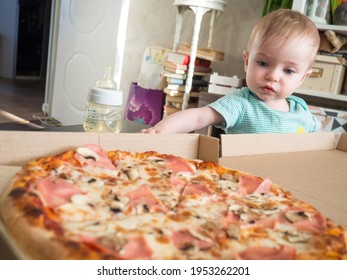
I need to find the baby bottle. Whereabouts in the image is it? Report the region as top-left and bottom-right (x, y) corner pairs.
(83, 66), (123, 133)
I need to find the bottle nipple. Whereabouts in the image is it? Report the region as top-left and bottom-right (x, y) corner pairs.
(95, 66), (117, 89)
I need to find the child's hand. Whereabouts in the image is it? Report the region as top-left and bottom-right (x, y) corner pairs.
(139, 127), (161, 134)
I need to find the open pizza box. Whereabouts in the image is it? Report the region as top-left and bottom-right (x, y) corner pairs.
(1, 131), (346, 259)
(0, 131), (219, 259)
(218, 132), (347, 231)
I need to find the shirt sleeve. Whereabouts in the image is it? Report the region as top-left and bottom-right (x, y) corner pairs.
(208, 89), (247, 130)
(312, 115), (322, 132)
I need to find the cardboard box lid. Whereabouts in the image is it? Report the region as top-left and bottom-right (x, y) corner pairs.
(0, 131), (219, 166)
(316, 54), (347, 66)
(220, 132), (339, 157)
(219, 132), (347, 228)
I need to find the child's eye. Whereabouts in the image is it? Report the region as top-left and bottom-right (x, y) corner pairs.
(284, 68), (295, 75)
(256, 60), (268, 67)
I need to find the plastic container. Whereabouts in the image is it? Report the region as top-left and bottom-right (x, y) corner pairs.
(83, 66), (123, 133)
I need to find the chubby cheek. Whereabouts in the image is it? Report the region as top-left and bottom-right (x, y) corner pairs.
(246, 65), (263, 85)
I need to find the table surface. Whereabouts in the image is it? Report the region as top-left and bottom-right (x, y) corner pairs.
(0, 119), (150, 133)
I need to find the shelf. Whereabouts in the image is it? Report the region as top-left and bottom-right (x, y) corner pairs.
(297, 23), (347, 107)
(295, 88), (347, 102)
(315, 23), (347, 36)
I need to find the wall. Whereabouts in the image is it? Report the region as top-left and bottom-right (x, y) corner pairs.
(120, 0), (263, 100)
(0, 0), (18, 79)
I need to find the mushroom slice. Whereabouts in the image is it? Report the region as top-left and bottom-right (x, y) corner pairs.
(76, 147), (100, 161)
(147, 156), (165, 165)
(201, 221), (219, 233)
(188, 229), (213, 243)
(275, 225), (310, 243)
(221, 173), (237, 182)
(110, 200), (126, 210)
(249, 207), (280, 216)
(284, 231), (310, 243)
(225, 224), (240, 240)
(284, 210), (310, 223)
(101, 235), (127, 252)
(123, 166), (140, 182)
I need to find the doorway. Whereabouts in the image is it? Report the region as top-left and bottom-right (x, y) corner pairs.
(16, 0), (51, 78)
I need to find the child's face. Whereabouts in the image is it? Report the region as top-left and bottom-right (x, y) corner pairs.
(243, 35), (315, 108)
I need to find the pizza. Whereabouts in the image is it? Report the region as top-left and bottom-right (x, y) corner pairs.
(0, 144), (346, 260)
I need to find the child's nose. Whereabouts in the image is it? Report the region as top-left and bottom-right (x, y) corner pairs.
(266, 69), (280, 82)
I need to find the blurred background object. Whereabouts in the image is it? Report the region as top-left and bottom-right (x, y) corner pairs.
(262, 0), (293, 16)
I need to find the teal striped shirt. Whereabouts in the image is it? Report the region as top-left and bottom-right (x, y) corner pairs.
(208, 87), (321, 134)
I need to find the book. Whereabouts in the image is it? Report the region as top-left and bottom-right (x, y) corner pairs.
(193, 72), (211, 77)
(166, 84), (185, 91)
(164, 66), (186, 74)
(163, 71), (187, 80)
(195, 58), (211, 67)
(193, 65), (212, 73)
(166, 77), (185, 85)
(166, 95), (183, 103)
(164, 87), (184, 96)
(167, 52), (190, 65)
(179, 43), (224, 62)
(164, 61), (188, 71)
(189, 91), (200, 98)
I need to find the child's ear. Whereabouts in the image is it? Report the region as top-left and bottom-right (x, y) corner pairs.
(243, 51), (249, 72)
(297, 69), (312, 87)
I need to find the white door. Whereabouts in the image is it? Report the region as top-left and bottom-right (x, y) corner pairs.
(46, 0), (128, 125)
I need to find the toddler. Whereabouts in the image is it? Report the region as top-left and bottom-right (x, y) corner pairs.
(141, 9), (321, 134)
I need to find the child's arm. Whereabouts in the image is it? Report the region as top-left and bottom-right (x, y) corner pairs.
(140, 106), (224, 134)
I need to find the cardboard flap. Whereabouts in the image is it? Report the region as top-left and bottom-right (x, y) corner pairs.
(0, 132), (220, 165)
(221, 132), (337, 157)
(100, 133), (219, 161)
(99, 133), (202, 159)
(337, 133), (347, 152)
(198, 135), (220, 163)
(0, 131), (99, 166)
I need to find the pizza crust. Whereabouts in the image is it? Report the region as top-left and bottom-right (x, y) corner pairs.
(1, 180), (69, 259)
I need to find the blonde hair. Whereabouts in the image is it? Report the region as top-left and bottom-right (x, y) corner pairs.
(247, 9), (320, 55)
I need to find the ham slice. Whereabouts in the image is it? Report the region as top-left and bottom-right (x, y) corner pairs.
(280, 206), (327, 233)
(164, 155), (194, 174)
(171, 229), (214, 250)
(74, 144), (115, 170)
(238, 175), (273, 195)
(124, 184), (164, 212)
(118, 236), (153, 260)
(170, 176), (186, 194)
(37, 176), (83, 208)
(182, 182), (213, 196)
